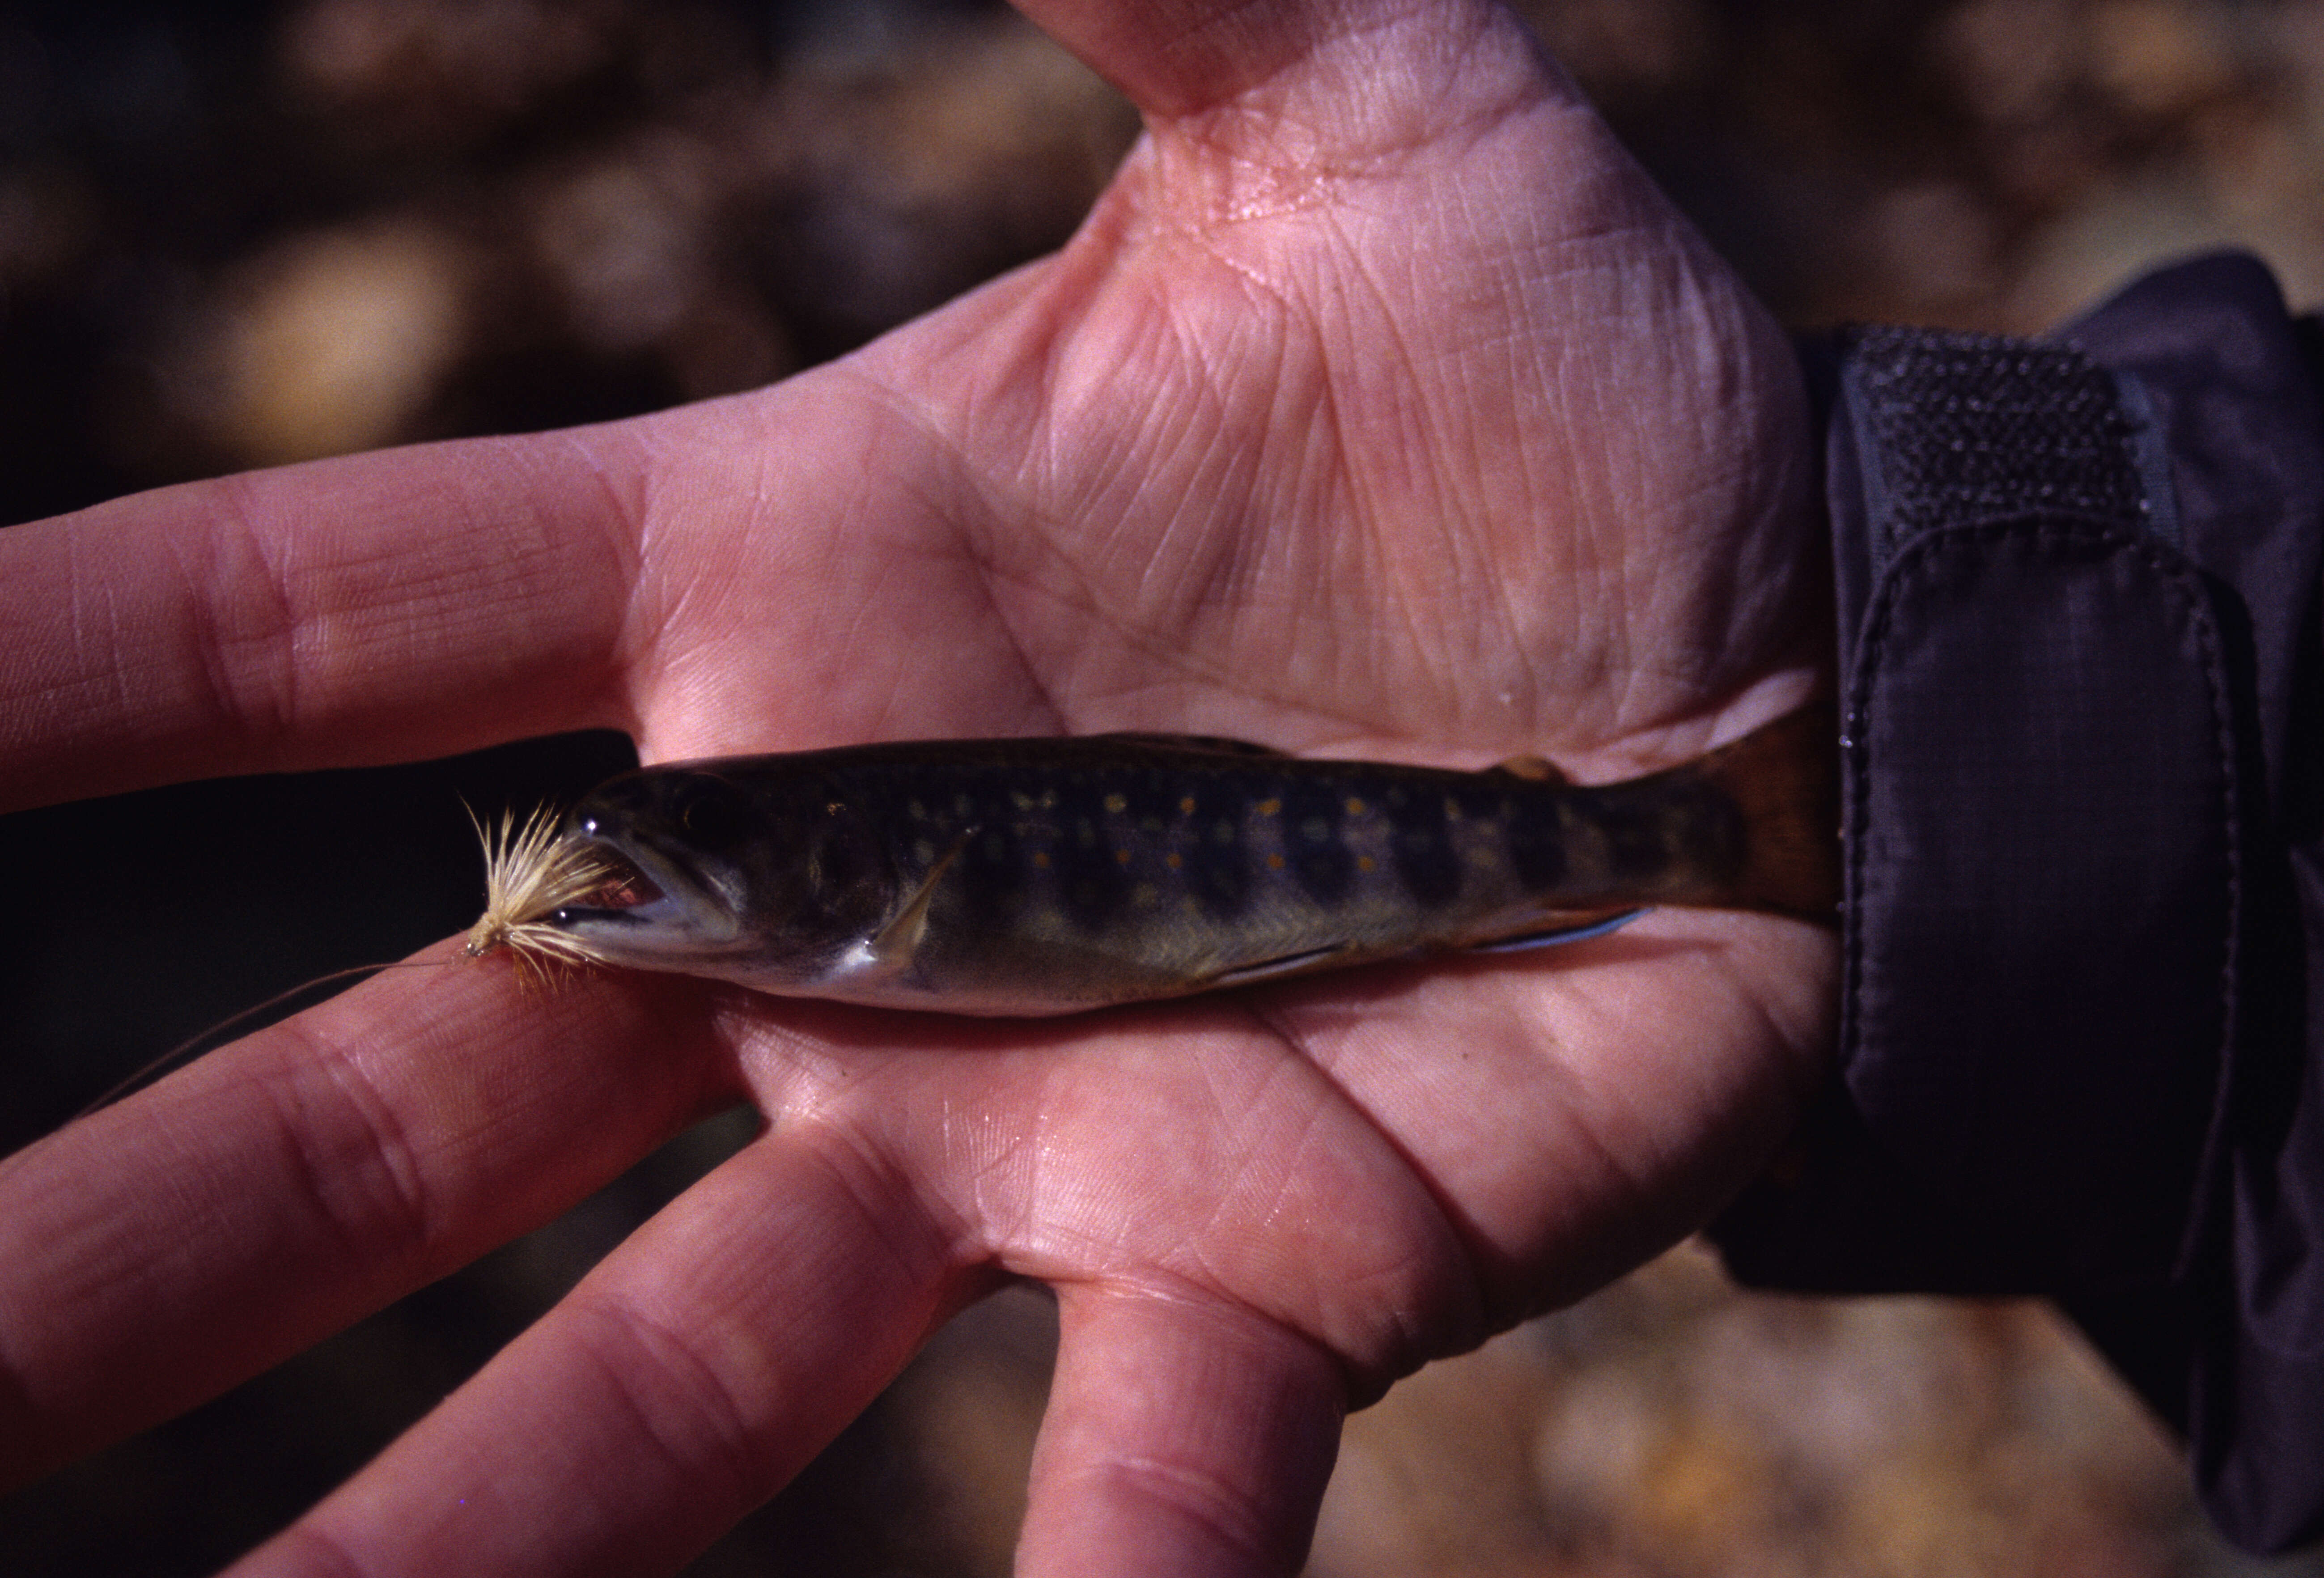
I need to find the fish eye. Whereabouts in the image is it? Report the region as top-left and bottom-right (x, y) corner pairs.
(669, 774), (750, 847)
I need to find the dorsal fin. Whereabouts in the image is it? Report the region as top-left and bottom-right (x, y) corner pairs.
(1493, 754), (1568, 785)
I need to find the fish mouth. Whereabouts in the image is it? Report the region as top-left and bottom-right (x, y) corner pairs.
(546, 832), (747, 961)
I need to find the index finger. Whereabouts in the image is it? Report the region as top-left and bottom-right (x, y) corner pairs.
(0, 426), (646, 814)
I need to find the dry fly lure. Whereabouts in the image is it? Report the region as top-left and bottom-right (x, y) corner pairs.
(460, 704), (1839, 1015)
(464, 804), (630, 980)
(75, 812), (610, 1119)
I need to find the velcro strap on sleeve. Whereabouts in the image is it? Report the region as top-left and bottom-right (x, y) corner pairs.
(1724, 321), (2239, 1296)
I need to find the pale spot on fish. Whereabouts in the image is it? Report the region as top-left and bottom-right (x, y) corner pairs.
(1103, 793), (1127, 814)
(1257, 798), (1281, 817)
(1345, 797), (1367, 815)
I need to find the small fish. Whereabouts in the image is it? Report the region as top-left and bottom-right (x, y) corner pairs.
(465, 704), (1838, 1014)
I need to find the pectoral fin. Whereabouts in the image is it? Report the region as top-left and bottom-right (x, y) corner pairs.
(866, 832), (973, 963)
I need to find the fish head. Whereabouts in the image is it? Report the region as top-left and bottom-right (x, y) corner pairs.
(544, 763), (897, 984)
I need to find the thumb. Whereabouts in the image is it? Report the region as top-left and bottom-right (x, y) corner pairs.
(1009, 0), (1580, 134)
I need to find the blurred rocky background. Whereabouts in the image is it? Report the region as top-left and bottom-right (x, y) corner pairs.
(6, 0), (2324, 1574)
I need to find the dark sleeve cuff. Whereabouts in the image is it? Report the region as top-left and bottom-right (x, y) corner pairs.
(1710, 251), (2324, 1551)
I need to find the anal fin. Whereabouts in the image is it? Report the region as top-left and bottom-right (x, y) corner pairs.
(1465, 907), (1648, 954)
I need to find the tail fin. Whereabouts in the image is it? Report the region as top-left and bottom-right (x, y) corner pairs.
(1688, 700), (1841, 923)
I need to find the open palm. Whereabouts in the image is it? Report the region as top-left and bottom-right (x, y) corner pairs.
(0, 2), (1838, 1574)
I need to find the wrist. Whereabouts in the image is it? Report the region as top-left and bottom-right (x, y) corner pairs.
(1718, 253), (2306, 1298)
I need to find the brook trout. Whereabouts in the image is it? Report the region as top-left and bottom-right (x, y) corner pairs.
(466, 704), (1837, 1014)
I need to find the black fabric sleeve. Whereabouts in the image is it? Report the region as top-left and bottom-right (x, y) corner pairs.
(1709, 250), (2324, 1553)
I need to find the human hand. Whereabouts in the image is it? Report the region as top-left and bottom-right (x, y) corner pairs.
(0, 0), (1837, 1573)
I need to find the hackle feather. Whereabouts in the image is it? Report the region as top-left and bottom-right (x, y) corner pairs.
(466, 805), (622, 980)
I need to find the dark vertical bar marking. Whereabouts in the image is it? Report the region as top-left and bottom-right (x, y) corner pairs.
(1280, 779), (1352, 906)
(1183, 778), (1251, 920)
(1504, 790), (1569, 890)
(959, 820), (1025, 909)
(1589, 788), (1674, 883)
(1052, 779), (1128, 930)
(1386, 783), (1461, 907)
